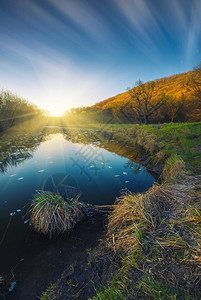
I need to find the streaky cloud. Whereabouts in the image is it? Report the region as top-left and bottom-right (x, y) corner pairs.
(111, 0), (166, 61)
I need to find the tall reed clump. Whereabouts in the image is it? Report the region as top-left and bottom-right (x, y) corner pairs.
(30, 191), (84, 237)
(162, 154), (185, 183)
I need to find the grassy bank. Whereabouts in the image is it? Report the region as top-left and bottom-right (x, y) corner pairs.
(99, 122), (201, 175)
(92, 177), (201, 299)
(40, 122), (201, 299)
(91, 122), (201, 299)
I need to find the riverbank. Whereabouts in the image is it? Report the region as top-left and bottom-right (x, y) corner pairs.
(39, 122), (201, 299)
(3, 122), (200, 299)
(62, 122), (201, 176)
(99, 122), (201, 175)
(41, 174), (201, 299)
(92, 122), (201, 299)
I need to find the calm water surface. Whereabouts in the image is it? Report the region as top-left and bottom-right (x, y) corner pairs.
(0, 128), (155, 298)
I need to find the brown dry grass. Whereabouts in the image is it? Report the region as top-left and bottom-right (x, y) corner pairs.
(102, 178), (201, 298)
(106, 192), (150, 254)
(154, 151), (166, 165)
(136, 130), (158, 154)
(155, 184), (201, 272)
(106, 184), (177, 254)
(30, 191), (84, 237)
(162, 154), (185, 183)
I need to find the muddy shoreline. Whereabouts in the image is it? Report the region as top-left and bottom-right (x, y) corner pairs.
(5, 211), (108, 300)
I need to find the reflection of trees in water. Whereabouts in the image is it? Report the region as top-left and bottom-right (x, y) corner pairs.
(0, 132), (43, 173)
(0, 127), (66, 173)
(61, 128), (142, 159)
(124, 161), (142, 175)
(0, 126), (143, 174)
(62, 128), (143, 169)
(0, 151), (32, 173)
(62, 128), (102, 145)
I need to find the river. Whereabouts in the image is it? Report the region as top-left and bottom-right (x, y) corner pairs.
(0, 126), (155, 299)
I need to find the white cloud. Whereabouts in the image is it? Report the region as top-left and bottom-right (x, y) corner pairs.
(185, 0), (201, 65)
(47, 0), (112, 45)
(152, 0), (201, 66)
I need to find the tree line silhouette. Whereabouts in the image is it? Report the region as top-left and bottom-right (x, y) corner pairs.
(0, 90), (41, 131)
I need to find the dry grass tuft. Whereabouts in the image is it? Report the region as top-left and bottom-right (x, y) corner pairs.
(183, 204), (201, 267)
(154, 151), (166, 164)
(30, 191), (84, 237)
(156, 195), (201, 269)
(92, 174), (201, 298)
(163, 154), (185, 183)
(136, 130), (158, 154)
(145, 184), (177, 218)
(106, 184), (177, 254)
(106, 192), (150, 254)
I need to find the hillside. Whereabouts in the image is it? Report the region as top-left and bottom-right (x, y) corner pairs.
(63, 67), (201, 124)
(92, 71), (194, 110)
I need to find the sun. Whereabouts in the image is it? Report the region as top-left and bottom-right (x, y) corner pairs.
(49, 111), (63, 117)
(48, 107), (64, 117)
(40, 95), (70, 117)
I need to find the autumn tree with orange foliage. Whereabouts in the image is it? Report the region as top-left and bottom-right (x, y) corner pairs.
(186, 62), (201, 121)
(191, 63), (201, 99)
(63, 66), (201, 124)
(128, 80), (165, 124)
(159, 93), (187, 123)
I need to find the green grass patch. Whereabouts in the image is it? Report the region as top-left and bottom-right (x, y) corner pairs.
(100, 122), (201, 174)
(40, 283), (57, 300)
(138, 275), (175, 299)
(138, 122), (201, 174)
(92, 275), (128, 300)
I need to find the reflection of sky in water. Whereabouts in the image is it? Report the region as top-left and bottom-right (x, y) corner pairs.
(0, 132), (155, 277)
(0, 134), (155, 215)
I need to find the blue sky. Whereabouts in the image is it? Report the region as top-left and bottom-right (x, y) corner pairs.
(0, 0), (201, 115)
